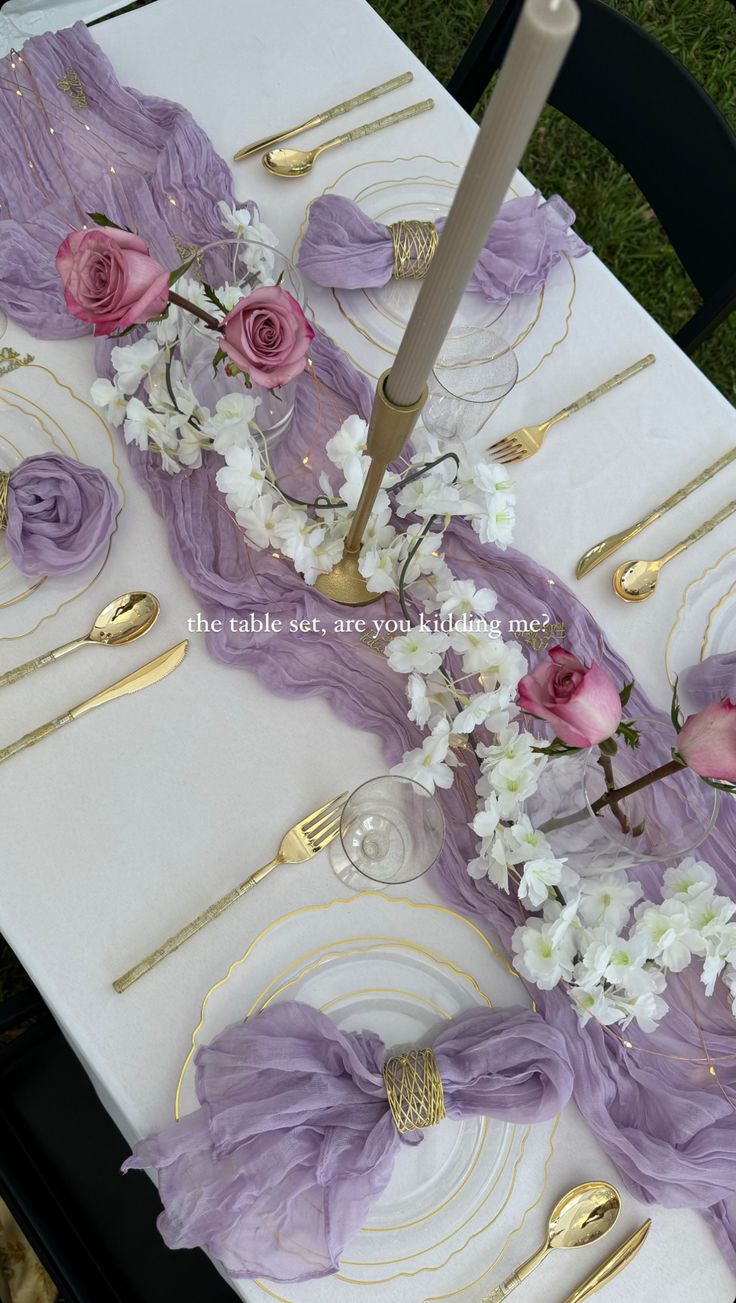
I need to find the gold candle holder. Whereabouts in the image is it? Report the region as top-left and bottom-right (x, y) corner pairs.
(315, 370), (427, 606)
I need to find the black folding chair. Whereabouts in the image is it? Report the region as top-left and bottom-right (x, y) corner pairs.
(0, 967), (234, 1303)
(447, 0), (736, 354)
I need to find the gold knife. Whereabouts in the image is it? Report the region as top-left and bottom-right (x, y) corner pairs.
(233, 72), (413, 160)
(560, 1219), (651, 1303)
(0, 640), (188, 766)
(576, 448), (736, 578)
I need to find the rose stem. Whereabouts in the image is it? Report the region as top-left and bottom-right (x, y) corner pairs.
(168, 290), (222, 331)
(591, 758), (684, 815)
(597, 753), (630, 834)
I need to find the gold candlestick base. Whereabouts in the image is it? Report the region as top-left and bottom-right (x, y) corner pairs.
(314, 371), (427, 608)
(314, 548), (378, 606)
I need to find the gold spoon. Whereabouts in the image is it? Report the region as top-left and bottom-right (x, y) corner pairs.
(613, 497), (736, 602)
(481, 1181), (621, 1302)
(263, 98), (434, 177)
(0, 592), (160, 689)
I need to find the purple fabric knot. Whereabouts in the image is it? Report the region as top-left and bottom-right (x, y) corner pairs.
(122, 1001), (573, 1282)
(297, 191), (589, 300)
(4, 452), (119, 576)
(680, 654), (736, 711)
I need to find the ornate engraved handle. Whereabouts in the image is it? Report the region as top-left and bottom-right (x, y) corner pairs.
(550, 354), (655, 427)
(480, 1243), (550, 1302)
(325, 99), (434, 151)
(112, 854), (285, 992)
(321, 72), (413, 122)
(0, 712), (74, 764)
(664, 497), (736, 563)
(482, 1274), (524, 1302)
(0, 649), (59, 690)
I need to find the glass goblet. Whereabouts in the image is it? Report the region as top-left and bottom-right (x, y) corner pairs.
(423, 327), (518, 445)
(330, 776), (445, 892)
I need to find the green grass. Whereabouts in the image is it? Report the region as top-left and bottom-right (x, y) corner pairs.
(370, 0), (736, 399)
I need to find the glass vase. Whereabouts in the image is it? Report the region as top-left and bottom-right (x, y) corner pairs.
(177, 237), (308, 448)
(536, 716), (719, 873)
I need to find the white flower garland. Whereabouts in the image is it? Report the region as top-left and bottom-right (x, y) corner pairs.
(92, 205), (736, 1036)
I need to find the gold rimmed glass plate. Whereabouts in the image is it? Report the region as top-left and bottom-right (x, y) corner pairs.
(293, 157), (577, 386)
(175, 894), (558, 1302)
(0, 361), (124, 641)
(665, 547), (736, 686)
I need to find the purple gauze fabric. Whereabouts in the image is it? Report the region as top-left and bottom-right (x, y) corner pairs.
(122, 1002), (573, 1281)
(296, 191), (590, 298)
(680, 654), (736, 711)
(3, 23), (736, 1272)
(4, 452), (119, 575)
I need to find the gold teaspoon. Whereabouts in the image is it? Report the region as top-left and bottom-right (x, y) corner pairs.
(481, 1181), (621, 1302)
(0, 592), (160, 689)
(263, 99), (434, 177)
(613, 498), (736, 602)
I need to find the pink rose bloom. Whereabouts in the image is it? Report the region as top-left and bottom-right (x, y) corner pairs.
(56, 227), (169, 336)
(517, 646), (622, 748)
(221, 286), (314, 388)
(677, 700), (736, 783)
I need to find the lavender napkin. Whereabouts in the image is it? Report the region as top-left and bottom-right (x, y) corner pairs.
(297, 191), (589, 299)
(680, 654), (736, 711)
(123, 1002), (573, 1281)
(3, 452), (118, 575)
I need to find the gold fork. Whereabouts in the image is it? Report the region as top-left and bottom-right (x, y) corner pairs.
(113, 791), (348, 992)
(488, 354), (655, 465)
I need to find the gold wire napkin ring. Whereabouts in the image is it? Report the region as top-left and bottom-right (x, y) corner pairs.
(388, 220), (438, 280)
(0, 470), (9, 531)
(383, 1047), (446, 1133)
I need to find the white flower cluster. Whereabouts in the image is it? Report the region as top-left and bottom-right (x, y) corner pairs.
(93, 203), (734, 1038)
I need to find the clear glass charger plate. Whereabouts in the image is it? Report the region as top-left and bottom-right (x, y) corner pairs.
(293, 156), (577, 388)
(665, 547), (736, 686)
(175, 894), (558, 1302)
(0, 360), (124, 642)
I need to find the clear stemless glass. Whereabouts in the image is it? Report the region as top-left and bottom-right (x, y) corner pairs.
(422, 327), (518, 445)
(330, 776), (446, 892)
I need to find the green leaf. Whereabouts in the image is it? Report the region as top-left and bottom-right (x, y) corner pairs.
(670, 677), (682, 732)
(701, 776), (736, 795)
(168, 257), (195, 287)
(87, 212), (132, 233)
(616, 721), (641, 749)
(108, 322), (139, 339)
(275, 270), (285, 287)
(619, 680), (634, 707)
(211, 346), (228, 375)
(202, 282), (228, 315)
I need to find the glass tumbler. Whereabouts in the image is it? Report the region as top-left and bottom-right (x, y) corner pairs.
(330, 776), (446, 892)
(423, 327), (518, 444)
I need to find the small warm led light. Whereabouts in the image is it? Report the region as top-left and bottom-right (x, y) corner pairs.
(110, 166), (116, 174)
(623, 1040), (634, 1049)
(302, 455), (310, 466)
(709, 1065), (718, 1077)
(169, 196), (177, 205)
(84, 124), (91, 131)
(15, 89), (22, 97)
(49, 127), (55, 135)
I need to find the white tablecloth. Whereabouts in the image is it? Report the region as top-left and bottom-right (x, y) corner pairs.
(1, 0), (735, 1299)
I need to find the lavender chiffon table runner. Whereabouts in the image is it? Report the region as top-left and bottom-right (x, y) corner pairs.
(3, 22), (736, 1273)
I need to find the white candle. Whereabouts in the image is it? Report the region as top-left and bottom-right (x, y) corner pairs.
(385, 0), (580, 408)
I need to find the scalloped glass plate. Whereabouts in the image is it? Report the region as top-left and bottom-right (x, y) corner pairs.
(175, 894), (558, 1301)
(0, 361), (124, 641)
(665, 548), (736, 686)
(294, 156), (577, 387)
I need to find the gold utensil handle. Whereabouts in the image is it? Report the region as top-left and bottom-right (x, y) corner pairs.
(0, 712), (74, 764)
(555, 354), (655, 423)
(112, 853), (285, 993)
(321, 72), (413, 122)
(481, 1244), (549, 1302)
(330, 99), (434, 149)
(0, 649), (59, 689)
(664, 496), (736, 562)
(234, 72), (413, 157)
(575, 446), (736, 577)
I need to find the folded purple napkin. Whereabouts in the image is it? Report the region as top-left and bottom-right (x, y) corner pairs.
(297, 191), (589, 300)
(1, 452), (118, 576)
(680, 654), (736, 711)
(123, 1001), (573, 1282)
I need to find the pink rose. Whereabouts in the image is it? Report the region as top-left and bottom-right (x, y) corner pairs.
(677, 700), (736, 783)
(517, 646), (622, 748)
(221, 285), (314, 388)
(56, 227), (169, 336)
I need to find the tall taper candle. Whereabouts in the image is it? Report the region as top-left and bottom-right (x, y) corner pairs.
(385, 0), (580, 408)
